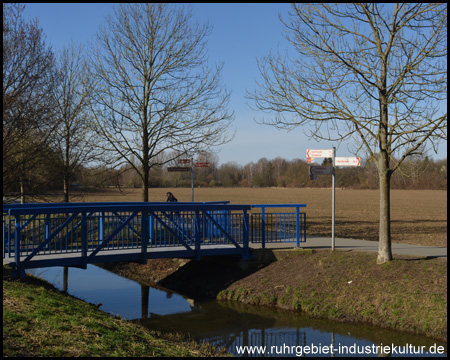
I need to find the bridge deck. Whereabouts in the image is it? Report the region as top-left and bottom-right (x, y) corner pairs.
(3, 244), (245, 269)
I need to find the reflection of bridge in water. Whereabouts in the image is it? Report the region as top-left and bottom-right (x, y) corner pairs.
(3, 202), (306, 278)
(137, 289), (308, 357)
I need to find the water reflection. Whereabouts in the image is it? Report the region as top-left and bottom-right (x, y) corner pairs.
(139, 300), (447, 357)
(27, 265), (192, 319)
(27, 266), (447, 357)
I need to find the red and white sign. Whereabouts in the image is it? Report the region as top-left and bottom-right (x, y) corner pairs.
(194, 162), (211, 167)
(309, 166), (333, 176)
(177, 159), (191, 164)
(335, 157), (360, 166)
(306, 149), (333, 158)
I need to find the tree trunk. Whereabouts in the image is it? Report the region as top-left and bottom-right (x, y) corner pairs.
(377, 151), (392, 264)
(63, 174), (69, 203)
(142, 170), (149, 202)
(142, 120), (149, 202)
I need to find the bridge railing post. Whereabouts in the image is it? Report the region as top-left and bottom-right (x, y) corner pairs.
(261, 207), (266, 249)
(98, 212), (104, 250)
(296, 206), (300, 248)
(141, 210), (148, 263)
(81, 212), (88, 269)
(149, 213), (153, 246)
(194, 210), (201, 260)
(13, 215), (22, 278)
(243, 210), (250, 259)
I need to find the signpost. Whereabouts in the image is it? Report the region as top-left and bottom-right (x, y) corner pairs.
(178, 159), (191, 164)
(306, 149), (334, 158)
(307, 148), (360, 250)
(167, 159), (211, 201)
(335, 157), (360, 167)
(309, 166), (333, 176)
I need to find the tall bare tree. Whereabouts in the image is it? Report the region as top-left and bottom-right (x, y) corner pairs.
(50, 43), (101, 202)
(3, 3), (57, 202)
(88, 3), (234, 202)
(247, 3), (447, 263)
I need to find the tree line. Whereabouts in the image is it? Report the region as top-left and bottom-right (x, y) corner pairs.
(114, 154), (447, 190)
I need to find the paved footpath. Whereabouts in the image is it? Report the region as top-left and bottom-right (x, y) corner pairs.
(251, 236), (447, 259)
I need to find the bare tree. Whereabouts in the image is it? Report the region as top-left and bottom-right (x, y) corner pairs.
(3, 3), (57, 202)
(50, 43), (102, 202)
(247, 4), (447, 263)
(88, 3), (234, 202)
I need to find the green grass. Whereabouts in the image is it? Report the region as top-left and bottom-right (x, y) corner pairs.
(3, 267), (227, 357)
(217, 250), (447, 342)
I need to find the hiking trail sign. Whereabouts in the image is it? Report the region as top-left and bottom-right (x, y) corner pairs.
(306, 148), (361, 251)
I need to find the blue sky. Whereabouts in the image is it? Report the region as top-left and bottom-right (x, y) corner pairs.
(22, 3), (447, 165)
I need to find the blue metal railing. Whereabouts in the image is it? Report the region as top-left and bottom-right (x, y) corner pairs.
(3, 202), (251, 277)
(3, 201), (307, 277)
(251, 204), (307, 248)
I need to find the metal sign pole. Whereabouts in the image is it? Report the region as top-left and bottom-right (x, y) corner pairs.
(191, 157), (194, 202)
(332, 147), (336, 251)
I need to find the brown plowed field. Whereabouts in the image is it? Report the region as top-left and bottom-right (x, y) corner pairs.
(65, 187), (447, 247)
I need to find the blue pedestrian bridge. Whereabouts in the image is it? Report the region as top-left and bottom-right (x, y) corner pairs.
(3, 201), (306, 278)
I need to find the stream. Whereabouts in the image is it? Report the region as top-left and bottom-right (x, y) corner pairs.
(27, 265), (446, 357)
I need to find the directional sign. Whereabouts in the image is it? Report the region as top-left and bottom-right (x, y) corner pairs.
(167, 167), (191, 172)
(177, 159), (191, 164)
(194, 162), (211, 168)
(307, 149), (333, 158)
(309, 166), (333, 176)
(335, 157), (360, 166)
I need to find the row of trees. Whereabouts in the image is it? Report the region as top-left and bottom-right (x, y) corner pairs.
(114, 154), (446, 190)
(3, 3), (233, 203)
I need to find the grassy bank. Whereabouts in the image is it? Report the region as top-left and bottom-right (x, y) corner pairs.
(217, 250), (447, 342)
(2, 267), (226, 357)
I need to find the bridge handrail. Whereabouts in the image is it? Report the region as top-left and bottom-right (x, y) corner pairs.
(250, 204), (306, 248)
(251, 204), (307, 209)
(4, 202), (244, 216)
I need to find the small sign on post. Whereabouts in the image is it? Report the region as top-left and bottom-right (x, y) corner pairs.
(335, 157), (360, 166)
(306, 149), (333, 158)
(178, 159), (191, 164)
(309, 166), (333, 176)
